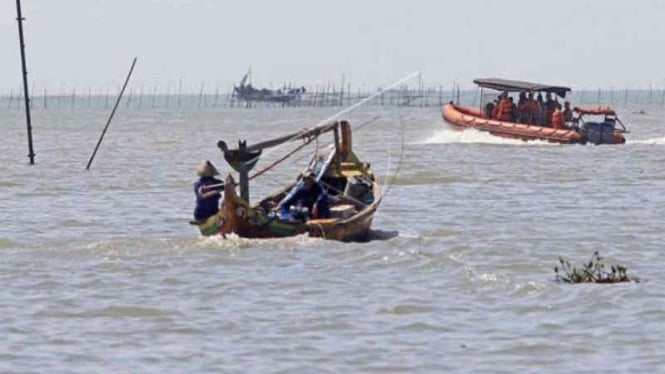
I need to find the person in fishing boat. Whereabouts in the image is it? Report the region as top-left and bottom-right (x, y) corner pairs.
(277, 171), (330, 221)
(193, 160), (225, 222)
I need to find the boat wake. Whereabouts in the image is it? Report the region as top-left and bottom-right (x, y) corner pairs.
(195, 233), (328, 249)
(418, 128), (550, 146)
(213, 230), (402, 244)
(627, 136), (665, 145)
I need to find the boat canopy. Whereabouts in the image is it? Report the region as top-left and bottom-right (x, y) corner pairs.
(473, 78), (571, 98)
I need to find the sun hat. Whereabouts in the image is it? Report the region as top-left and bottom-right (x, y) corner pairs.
(196, 160), (219, 177)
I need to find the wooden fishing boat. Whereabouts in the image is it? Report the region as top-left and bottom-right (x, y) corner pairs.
(233, 71), (304, 105)
(442, 78), (628, 145)
(194, 120), (381, 242)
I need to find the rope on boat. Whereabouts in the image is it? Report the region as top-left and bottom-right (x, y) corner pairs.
(223, 73), (417, 237)
(379, 111), (406, 200)
(250, 114), (380, 183)
(317, 179), (370, 209)
(234, 72), (419, 184)
(248, 137), (315, 181)
(352, 115), (381, 132)
(257, 71), (419, 161)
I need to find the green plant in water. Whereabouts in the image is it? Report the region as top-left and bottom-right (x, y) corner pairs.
(554, 251), (639, 284)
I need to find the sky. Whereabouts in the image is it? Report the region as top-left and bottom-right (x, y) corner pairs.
(1, 0), (665, 94)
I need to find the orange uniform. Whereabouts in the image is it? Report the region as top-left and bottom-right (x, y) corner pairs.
(551, 108), (565, 129)
(497, 98), (513, 121)
(523, 99), (538, 124)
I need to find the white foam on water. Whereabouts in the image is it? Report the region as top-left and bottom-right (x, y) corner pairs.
(417, 127), (550, 146)
(627, 136), (665, 145)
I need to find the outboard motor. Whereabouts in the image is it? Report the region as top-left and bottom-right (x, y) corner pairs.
(579, 120), (617, 145)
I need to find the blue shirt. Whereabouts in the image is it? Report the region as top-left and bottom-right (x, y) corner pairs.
(278, 181), (330, 219)
(193, 176), (224, 221)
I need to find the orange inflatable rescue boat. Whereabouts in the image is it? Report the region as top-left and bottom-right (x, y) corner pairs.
(442, 78), (628, 145)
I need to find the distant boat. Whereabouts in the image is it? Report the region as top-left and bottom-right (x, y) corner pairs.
(442, 78), (628, 145)
(233, 71), (305, 104)
(193, 120), (381, 242)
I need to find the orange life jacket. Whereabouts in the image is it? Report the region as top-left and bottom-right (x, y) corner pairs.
(551, 109), (564, 129)
(497, 99), (513, 121)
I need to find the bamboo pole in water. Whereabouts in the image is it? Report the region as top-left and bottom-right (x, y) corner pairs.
(177, 78), (182, 108)
(15, 0), (35, 164)
(609, 87), (614, 104)
(86, 57), (137, 170)
(339, 75), (345, 107)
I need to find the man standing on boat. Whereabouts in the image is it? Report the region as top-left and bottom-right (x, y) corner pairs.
(193, 160), (225, 222)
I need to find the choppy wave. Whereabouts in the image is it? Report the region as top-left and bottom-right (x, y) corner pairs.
(0, 238), (20, 249)
(3, 105), (665, 373)
(376, 172), (467, 185)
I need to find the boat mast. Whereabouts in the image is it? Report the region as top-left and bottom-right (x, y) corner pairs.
(15, 0), (35, 165)
(238, 141), (250, 203)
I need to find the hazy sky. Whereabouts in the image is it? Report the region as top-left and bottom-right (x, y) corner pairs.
(1, 0), (665, 93)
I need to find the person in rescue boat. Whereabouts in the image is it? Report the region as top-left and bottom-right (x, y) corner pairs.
(509, 97), (517, 122)
(497, 92), (514, 121)
(485, 101), (495, 119)
(491, 94), (502, 119)
(523, 92), (538, 124)
(544, 93), (558, 125)
(551, 106), (566, 130)
(516, 92), (528, 123)
(536, 94), (546, 126)
(562, 101), (573, 123)
(193, 160), (225, 222)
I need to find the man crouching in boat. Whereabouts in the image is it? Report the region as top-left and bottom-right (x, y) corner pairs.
(277, 171), (330, 221)
(193, 160), (225, 222)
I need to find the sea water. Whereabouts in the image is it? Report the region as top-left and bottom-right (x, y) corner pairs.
(1, 103), (664, 372)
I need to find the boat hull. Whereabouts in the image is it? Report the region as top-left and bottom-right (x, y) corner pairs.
(197, 176), (381, 242)
(442, 103), (625, 144)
